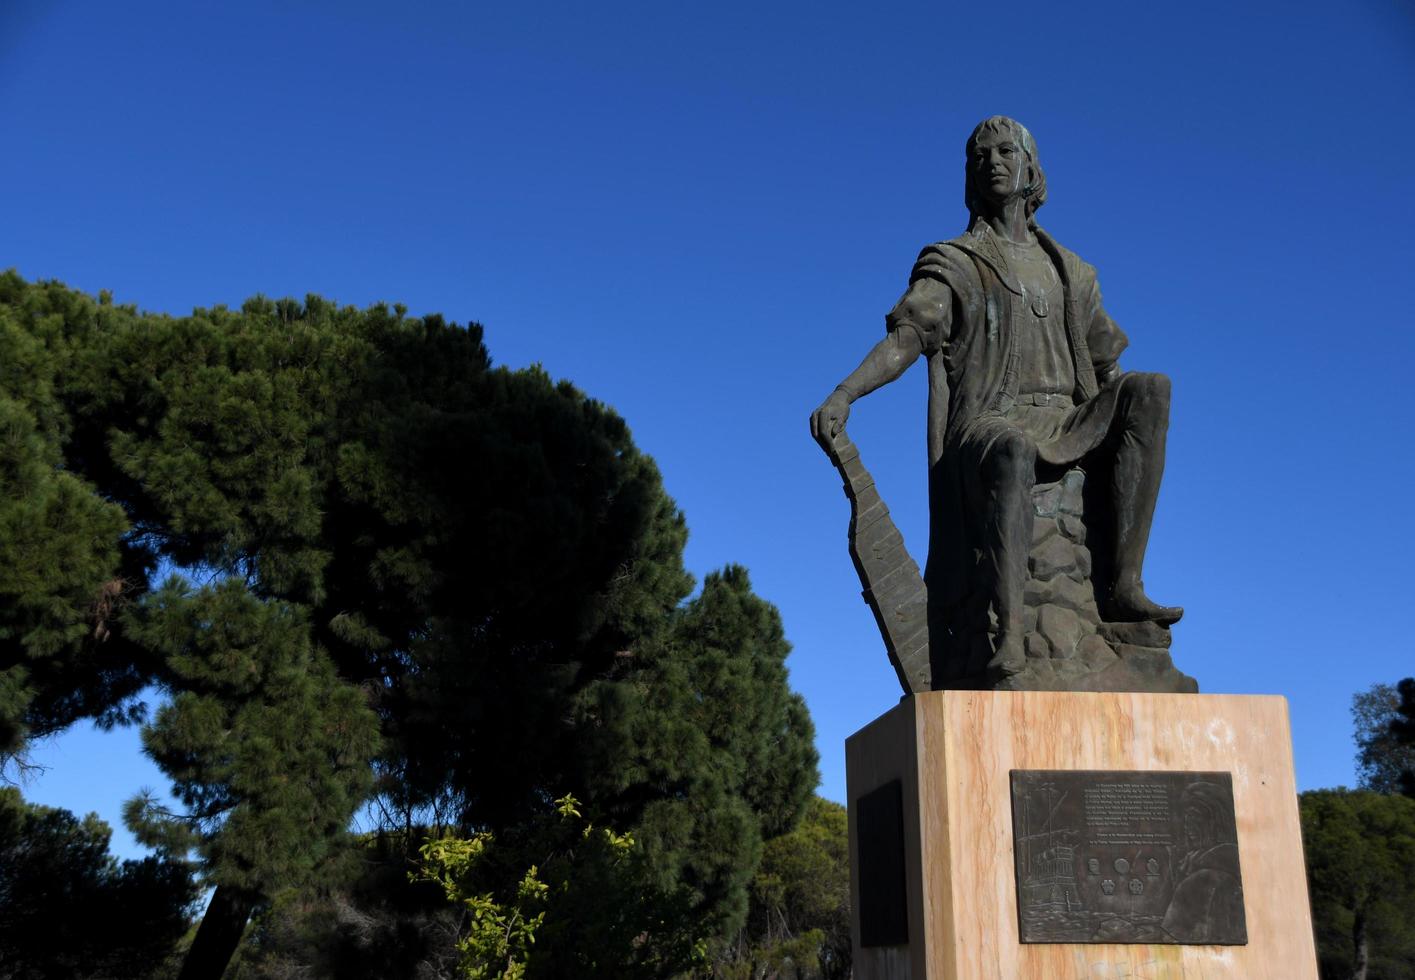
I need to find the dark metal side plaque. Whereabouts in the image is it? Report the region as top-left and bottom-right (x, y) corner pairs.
(1009, 770), (1247, 945)
(857, 779), (908, 946)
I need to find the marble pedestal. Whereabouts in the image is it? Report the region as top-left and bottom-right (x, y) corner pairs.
(845, 690), (1317, 979)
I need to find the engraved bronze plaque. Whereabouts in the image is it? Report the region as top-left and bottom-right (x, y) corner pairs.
(1009, 770), (1247, 945)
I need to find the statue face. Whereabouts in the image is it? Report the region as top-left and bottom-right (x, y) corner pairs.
(969, 128), (1028, 205)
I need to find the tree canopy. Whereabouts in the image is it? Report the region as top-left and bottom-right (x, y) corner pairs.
(1352, 682), (1415, 796)
(1301, 789), (1415, 980)
(710, 794), (851, 980)
(0, 271), (818, 978)
(1393, 678), (1415, 798)
(0, 787), (196, 979)
(0, 276), (135, 760)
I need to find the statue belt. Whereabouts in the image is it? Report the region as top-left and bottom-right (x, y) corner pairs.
(1013, 392), (1074, 408)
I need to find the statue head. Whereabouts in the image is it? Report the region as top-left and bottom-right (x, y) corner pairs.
(964, 116), (1047, 225)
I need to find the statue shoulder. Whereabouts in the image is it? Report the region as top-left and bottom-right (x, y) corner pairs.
(1034, 228), (1099, 289)
(911, 238), (978, 287)
(927, 232), (985, 259)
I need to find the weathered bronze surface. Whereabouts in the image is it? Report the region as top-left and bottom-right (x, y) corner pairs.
(811, 117), (1195, 694)
(822, 429), (930, 693)
(1009, 770), (1246, 945)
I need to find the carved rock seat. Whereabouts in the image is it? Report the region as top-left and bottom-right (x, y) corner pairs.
(1000, 467), (1194, 692)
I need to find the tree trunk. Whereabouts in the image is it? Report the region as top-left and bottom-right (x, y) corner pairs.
(178, 883), (258, 980)
(1350, 904), (1368, 980)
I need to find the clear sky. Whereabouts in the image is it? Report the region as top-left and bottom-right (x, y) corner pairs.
(4, 0), (1414, 860)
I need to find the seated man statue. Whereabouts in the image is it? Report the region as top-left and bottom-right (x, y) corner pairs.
(810, 115), (1180, 683)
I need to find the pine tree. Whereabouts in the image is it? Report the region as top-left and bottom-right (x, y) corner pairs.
(1352, 682), (1415, 795)
(0, 787), (196, 978)
(711, 795), (852, 980)
(0, 273), (137, 764)
(0, 272), (820, 978)
(1301, 790), (1415, 980)
(1393, 678), (1415, 798)
(572, 566), (819, 947)
(123, 580), (381, 978)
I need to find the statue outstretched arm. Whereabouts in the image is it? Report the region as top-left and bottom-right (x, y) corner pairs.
(809, 328), (922, 445)
(809, 278), (950, 449)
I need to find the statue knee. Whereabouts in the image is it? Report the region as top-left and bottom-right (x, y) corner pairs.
(1131, 372), (1171, 407)
(1123, 373), (1171, 432)
(984, 429), (1037, 488)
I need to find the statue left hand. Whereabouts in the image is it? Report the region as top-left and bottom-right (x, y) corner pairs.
(809, 390), (851, 452)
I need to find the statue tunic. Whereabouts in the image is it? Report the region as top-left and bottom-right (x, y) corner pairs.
(883, 221), (1134, 613)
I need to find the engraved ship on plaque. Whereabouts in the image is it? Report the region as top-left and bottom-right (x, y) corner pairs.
(1015, 781), (1081, 915)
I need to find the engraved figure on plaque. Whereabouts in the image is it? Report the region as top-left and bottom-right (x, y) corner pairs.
(1159, 781), (1246, 943)
(1009, 770), (1247, 945)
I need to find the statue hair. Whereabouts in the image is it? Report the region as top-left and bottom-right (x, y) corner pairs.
(964, 116), (1048, 227)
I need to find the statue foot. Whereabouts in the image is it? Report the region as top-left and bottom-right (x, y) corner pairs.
(986, 633), (1027, 682)
(1108, 584), (1183, 626)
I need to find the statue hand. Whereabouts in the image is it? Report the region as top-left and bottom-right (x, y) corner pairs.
(810, 390), (851, 451)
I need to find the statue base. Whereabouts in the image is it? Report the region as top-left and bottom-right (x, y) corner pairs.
(845, 691), (1317, 979)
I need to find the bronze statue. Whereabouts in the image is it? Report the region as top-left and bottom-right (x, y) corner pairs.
(812, 116), (1186, 692)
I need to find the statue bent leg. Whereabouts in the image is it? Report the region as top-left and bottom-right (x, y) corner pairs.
(970, 371), (1181, 682)
(1102, 372), (1182, 625)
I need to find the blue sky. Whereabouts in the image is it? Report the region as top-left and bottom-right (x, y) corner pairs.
(4, 0), (1414, 858)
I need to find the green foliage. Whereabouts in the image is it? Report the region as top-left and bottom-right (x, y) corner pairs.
(123, 577), (380, 895)
(224, 831), (463, 979)
(574, 566), (820, 942)
(1393, 678), (1415, 798)
(0, 271), (819, 976)
(0, 786), (197, 978)
(421, 832), (548, 980)
(362, 361), (697, 830)
(708, 795), (850, 980)
(229, 561), (821, 979)
(0, 272), (135, 758)
(1300, 789), (1415, 979)
(416, 794), (705, 980)
(1353, 682), (1415, 796)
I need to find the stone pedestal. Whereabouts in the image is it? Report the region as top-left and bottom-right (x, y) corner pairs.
(845, 691), (1317, 979)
